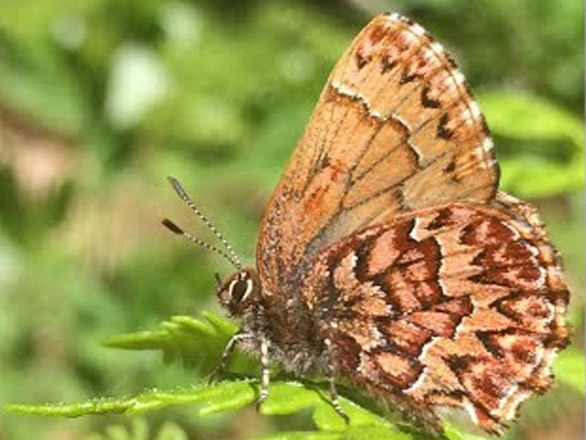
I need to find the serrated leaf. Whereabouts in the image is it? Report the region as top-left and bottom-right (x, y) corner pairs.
(6, 379), (441, 439)
(5, 381), (255, 418)
(6, 398), (134, 418)
(9, 312), (475, 440)
(201, 310), (240, 335)
(196, 381), (257, 415)
(257, 381), (394, 434)
(102, 313), (240, 375)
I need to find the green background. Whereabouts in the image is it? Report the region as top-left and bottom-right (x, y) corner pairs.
(0, 0), (583, 439)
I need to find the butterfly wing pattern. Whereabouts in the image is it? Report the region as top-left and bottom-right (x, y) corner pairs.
(250, 13), (568, 434)
(301, 192), (569, 432)
(258, 14), (498, 304)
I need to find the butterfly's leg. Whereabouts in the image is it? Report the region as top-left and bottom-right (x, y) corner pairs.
(325, 338), (349, 424)
(255, 338), (271, 410)
(209, 332), (251, 384)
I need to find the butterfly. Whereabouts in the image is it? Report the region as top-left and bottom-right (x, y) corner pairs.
(163, 13), (570, 435)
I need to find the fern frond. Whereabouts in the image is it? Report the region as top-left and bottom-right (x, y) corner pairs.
(102, 312), (254, 375)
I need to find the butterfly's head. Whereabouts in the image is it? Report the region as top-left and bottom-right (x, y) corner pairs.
(217, 268), (261, 315)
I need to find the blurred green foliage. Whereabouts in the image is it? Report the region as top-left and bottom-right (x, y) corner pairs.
(0, 0), (583, 439)
(83, 419), (189, 440)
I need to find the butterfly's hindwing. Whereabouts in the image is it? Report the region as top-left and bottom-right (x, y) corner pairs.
(301, 197), (569, 433)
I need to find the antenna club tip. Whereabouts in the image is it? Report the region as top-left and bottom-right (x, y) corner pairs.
(167, 176), (179, 188)
(167, 176), (189, 198)
(161, 218), (184, 234)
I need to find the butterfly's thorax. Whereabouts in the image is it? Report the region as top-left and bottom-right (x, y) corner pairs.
(251, 287), (327, 375)
(219, 267), (327, 374)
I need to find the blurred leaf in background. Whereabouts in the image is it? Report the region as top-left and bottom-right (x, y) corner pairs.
(0, 0), (583, 439)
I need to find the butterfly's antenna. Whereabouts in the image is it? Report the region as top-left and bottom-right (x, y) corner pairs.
(162, 218), (242, 270)
(166, 176), (242, 270)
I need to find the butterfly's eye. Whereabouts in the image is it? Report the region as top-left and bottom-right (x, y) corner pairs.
(229, 275), (253, 304)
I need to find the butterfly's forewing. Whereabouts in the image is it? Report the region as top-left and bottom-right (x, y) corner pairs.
(258, 14), (499, 296)
(301, 192), (569, 433)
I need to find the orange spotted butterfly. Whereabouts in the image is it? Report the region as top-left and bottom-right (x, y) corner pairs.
(163, 14), (570, 434)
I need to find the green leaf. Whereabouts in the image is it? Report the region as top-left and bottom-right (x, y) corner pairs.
(102, 313), (240, 375)
(554, 349), (585, 394)
(5, 380), (255, 418)
(196, 380), (257, 415)
(0, 39), (90, 136)
(5, 380), (434, 439)
(253, 426), (414, 440)
(498, 155), (584, 199)
(7, 378), (473, 440)
(343, 426), (414, 440)
(478, 90), (585, 197)
(479, 91), (584, 148)
(258, 382), (320, 415)
(96, 314), (449, 438)
(7, 312), (483, 440)
(311, 395), (389, 432)
(96, 314), (482, 440)
(6, 396), (134, 417)
(443, 422), (490, 440)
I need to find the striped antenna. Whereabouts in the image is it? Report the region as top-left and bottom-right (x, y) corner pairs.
(162, 218), (241, 270)
(165, 176), (242, 270)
